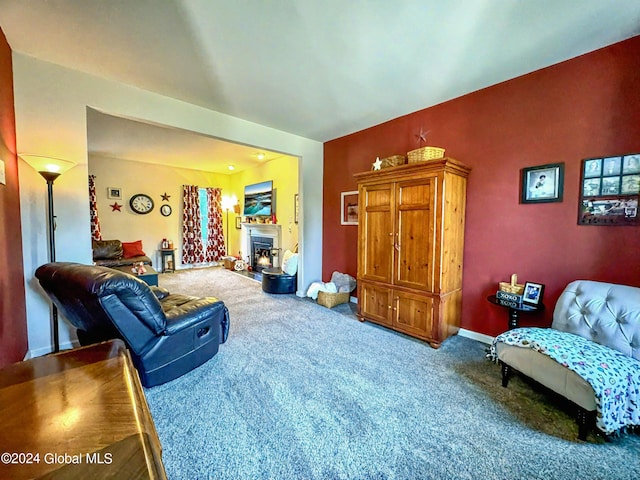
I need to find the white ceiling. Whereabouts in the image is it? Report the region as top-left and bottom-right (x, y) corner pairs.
(1, 0), (639, 171)
(86, 109), (291, 174)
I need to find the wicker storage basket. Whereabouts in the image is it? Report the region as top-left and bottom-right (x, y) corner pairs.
(499, 281), (525, 295)
(379, 155), (406, 169)
(407, 146), (445, 163)
(222, 257), (237, 270)
(317, 291), (350, 309)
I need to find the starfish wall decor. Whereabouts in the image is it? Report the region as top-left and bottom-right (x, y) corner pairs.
(161, 193), (171, 201)
(415, 127), (430, 146)
(110, 202), (122, 212)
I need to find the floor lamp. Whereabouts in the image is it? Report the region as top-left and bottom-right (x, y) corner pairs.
(221, 195), (238, 256)
(21, 155), (75, 353)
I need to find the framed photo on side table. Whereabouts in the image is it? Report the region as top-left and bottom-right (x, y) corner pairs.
(523, 282), (545, 306)
(521, 163), (564, 203)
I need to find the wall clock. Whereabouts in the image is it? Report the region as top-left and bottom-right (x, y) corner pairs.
(129, 193), (154, 214)
(160, 204), (172, 217)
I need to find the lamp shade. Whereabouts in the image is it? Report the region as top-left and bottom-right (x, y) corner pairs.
(221, 194), (238, 212)
(20, 154), (76, 177)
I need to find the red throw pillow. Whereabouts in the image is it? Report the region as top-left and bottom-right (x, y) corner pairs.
(122, 240), (146, 258)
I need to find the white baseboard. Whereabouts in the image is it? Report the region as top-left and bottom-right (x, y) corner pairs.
(346, 297), (491, 344)
(458, 328), (494, 344)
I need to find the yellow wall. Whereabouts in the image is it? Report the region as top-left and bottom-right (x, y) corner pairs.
(227, 155), (299, 257)
(89, 154), (298, 267)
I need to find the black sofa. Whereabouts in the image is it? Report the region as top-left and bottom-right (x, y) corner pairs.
(35, 262), (230, 387)
(92, 239), (152, 268)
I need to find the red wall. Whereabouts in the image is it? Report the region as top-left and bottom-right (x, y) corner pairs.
(323, 36), (640, 338)
(0, 26), (28, 366)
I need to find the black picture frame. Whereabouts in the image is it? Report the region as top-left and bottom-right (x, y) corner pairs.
(523, 282), (545, 306)
(521, 163), (564, 203)
(578, 154), (640, 226)
(235, 216), (242, 229)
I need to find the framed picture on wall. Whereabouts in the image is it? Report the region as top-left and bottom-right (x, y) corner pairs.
(341, 191), (359, 225)
(235, 216), (242, 229)
(578, 154), (640, 226)
(520, 163), (564, 203)
(107, 187), (122, 200)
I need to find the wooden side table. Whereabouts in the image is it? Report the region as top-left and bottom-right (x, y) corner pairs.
(159, 249), (175, 273)
(0, 340), (167, 479)
(487, 294), (545, 329)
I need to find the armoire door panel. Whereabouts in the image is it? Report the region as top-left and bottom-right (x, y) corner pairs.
(360, 282), (392, 326)
(392, 290), (434, 338)
(360, 185), (394, 282)
(395, 179), (435, 291)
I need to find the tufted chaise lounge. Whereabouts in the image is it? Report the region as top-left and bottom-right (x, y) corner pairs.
(492, 280), (640, 440)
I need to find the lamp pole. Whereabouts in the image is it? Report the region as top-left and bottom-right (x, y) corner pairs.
(21, 154), (74, 354)
(40, 171), (61, 353)
(225, 208), (230, 256)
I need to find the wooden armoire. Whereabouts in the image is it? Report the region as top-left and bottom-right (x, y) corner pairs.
(355, 158), (470, 348)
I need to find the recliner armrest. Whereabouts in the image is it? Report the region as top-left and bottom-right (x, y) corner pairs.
(150, 286), (170, 300)
(162, 295), (227, 335)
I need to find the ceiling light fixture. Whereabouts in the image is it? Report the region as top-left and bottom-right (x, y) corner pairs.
(228, 165), (235, 171)
(257, 153), (265, 160)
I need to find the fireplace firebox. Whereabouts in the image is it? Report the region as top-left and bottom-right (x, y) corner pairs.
(250, 236), (274, 273)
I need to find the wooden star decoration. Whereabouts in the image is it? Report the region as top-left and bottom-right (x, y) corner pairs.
(415, 128), (430, 146)
(110, 202), (122, 212)
(161, 193), (171, 201)
(372, 157), (382, 170)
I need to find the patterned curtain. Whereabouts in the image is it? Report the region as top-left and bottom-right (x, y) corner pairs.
(88, 175), (102, 241)
(205, 187), (226, 261)
(181, 185), (206, 264)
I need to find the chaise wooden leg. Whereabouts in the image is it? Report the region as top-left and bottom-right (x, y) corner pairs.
(500, 361), (511, 387)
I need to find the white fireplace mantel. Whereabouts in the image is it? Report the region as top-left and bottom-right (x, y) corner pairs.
(240, 223), (282, 268)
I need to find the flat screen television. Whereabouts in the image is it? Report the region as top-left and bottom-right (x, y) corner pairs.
(243, 180), (273, 216)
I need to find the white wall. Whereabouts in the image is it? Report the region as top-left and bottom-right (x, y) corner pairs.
(15, 53), (323, 356)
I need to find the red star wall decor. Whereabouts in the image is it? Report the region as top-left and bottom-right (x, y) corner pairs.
(161, 193), (171, 201)
(110, 202), (122, 212)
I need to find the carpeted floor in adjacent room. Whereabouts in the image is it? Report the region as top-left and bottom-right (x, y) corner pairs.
(144, 267), (640, 480)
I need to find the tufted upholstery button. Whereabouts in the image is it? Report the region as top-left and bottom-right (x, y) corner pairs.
(581, 309), (588, 315)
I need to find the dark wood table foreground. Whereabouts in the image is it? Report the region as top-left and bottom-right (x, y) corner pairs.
(0, 340), (166, 479)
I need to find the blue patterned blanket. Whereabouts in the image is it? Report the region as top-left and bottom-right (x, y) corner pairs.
(491, 327), (640, 434)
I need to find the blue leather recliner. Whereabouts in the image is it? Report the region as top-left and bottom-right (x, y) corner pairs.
(35, 262), (230, 387)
